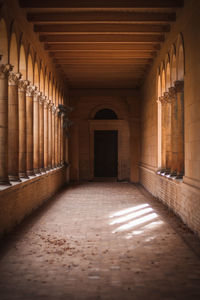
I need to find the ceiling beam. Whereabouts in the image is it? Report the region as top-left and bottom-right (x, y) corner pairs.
(44, 43), (161, 51)
(34, 24), (170, 33)
(40, 34), (165, 43)
(50, 50), (156, 59)
(28, 12), (176, 23)
(53, 58), (153, 64)
(20, 0), (184, 8)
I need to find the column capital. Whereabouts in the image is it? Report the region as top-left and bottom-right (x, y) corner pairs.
(18, 79), (30, 92)
(158, 96), (167, 105)
(8, 72), (22, 86)
(44, 98), (50, 109)
(33, 86), (40, 100)
(0, 64), (13, 79)
(48, 101), (53, 111)
(26, 84), (36, 97)
(168, 86), (176, 99)
(164, 92), (171, 104)
(174, 80), (184, 93)
(52, 105), (57, 114)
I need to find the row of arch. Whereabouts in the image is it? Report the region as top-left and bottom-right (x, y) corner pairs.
(157, 33), (185, 178)
(157, 33), (184, 98)
(0, 17), (65, 105)
(0, 8), (68, 185)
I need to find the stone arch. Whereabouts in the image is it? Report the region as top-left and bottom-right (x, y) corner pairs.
(52, 80), (56, 104)
(19, 43), (26, 79)
(56, 84), (59, 106)
(94, 108), (118, 120)
(89, 104), (123, 120)
(170, 45), (176, 86)
(157, 69), (161, 98)
(161, 64), (166, 95)
(27, 52), (33, 83)
(34, 60), (39, 87)
(165, 55), (170, 90)
(49, 74), (53, 101)
(0, 18), (8, 63)
(40, 66), (44, 94)
(176, 33), (185, 81)
(9, 30), (18, 72)
(44, 69), (49, 98)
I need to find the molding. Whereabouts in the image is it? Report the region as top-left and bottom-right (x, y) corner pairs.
(183, 176), (200, 190)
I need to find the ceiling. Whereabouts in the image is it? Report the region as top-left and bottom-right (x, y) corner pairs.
(19, 0), (184, 89)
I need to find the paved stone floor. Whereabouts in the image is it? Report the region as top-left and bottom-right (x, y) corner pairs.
(1, 182), (200, 300)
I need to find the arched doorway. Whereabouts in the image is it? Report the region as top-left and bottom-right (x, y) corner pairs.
(93, 109), (118, 178)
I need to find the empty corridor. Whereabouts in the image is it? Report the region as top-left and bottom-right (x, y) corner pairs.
(0, 182), (200, 300)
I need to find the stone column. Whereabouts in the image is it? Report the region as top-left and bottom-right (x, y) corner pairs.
(60, 112), (64, 165)
(0, 64), (13, 185)
(57, 112), (61, 166)
(39, 95), (45, 172)
(54, 108), (58, 167)
(18, 79), (29, 178)
(169, 86), (178, 177)
(48, 101), (52, 170)
(175, 80), (184, 178)
(26, 84), (35, 176)
(8, 71), (21, 181)
(164, 92), (172, 174)
(159, 96), (167, 173)
(52, 106), (56, 168)
(44, 98), (49, 171)
(33, 88), (40, 174)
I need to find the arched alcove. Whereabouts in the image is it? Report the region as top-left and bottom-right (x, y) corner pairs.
(34, 61), (39, 87)
(19, 44), (26, 79)
(161, 68), (166, 95)
(27, 53), (33, 83)
(0, 18), (8, 63)
(94, 108), (118, 120)
(45, 71), (49, 98)
(40, 68), (44, 94)
(9, 32), (18, 72)
(170, 46), (176, 86)
(177, 44), (184, 80)
(166, 62), (170, 90)
(49, 75), (53, 101)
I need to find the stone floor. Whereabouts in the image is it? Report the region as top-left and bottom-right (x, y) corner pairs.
(1, 182), (200, 300)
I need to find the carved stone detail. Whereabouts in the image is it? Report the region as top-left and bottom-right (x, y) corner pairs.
(8, 72), (21, 86)
(18, 79), (30, 92)
(26, 85), (35, 97)
(0, 64), (13, 79)
(168, 86), (176, 100)
(174, 80), (184, 93)
(164, 92), (171, 104)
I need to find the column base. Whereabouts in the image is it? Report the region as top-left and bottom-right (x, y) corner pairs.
(0, 178), (11, 186)
(40, 167), (46, 173)
(170, 171), (177, 178)
(9, 175), (21, 182)
(27, 170), (35, 177)
(19, 172), (29, 179)
(175, 173), (184, 180)
(34, 168), (41, 174)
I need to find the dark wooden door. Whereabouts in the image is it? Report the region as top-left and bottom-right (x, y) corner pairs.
(94, 130), (118, 177)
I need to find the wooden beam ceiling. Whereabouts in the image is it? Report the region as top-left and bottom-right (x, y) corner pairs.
(20, 0), (184, 88)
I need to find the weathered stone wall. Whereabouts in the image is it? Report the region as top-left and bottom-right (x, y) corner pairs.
(140, 0), (200, 236)
(0, 167), (66, 237)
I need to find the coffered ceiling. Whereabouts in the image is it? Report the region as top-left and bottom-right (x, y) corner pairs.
(19, 0), (184, 89)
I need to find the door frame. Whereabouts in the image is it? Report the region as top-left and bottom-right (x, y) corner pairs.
(89, 119), (130, 181)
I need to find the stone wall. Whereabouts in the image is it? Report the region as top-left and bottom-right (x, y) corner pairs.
(140, 0), (200, 236)
(69, 89), (140, 182)
(0, 167), (67, 237)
